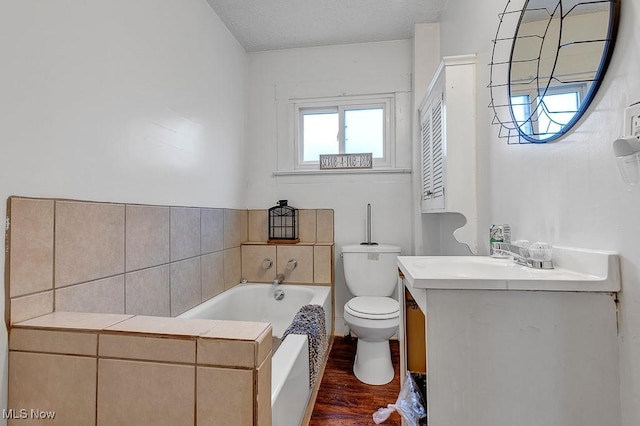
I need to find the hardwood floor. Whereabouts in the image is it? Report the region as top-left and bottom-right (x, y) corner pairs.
(309, 336), (402, 426)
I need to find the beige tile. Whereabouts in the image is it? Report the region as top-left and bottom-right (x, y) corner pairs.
(170, 207), (201, 261)
(18, 312), (131, 330)
(10, 291), (53, 325)
(224, 209), (245, 249)
(248, 209), (268, 242)
(316, 209), (334, 243)
(8, 197), (54, 298)
(125, 266), (170, 316)
(277, 246), (314, 284)
(10, 328), (97, 356)
(197, 367), (254, 426)
(197, 338), (255, 368)
(298, 209), (317, 243)
(55, 201), (125, 288)
(314, 245), (334, 284)
(202, 252), (224, 300)
(170, 257), (201, 316)
(257, 355), (273, 426)
(255, 327), (273, 367)
(202, 320), (271, 341)
(241, 245), (277, 283)
(98, 359), (194, 426)
(9, 352), (96, 425)
(240, 209), (248, 243)
(106, 315), (217, 337)
(55, 275), (125, 314)
(99, 334), (195, 364)
(201, 208), (224, 254)
(15, 311), (132, 331)
(224, 247), (242, 290)
(125, 205), (170, 272)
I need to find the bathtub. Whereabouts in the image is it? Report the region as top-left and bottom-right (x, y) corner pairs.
(178, 283), (332, 426)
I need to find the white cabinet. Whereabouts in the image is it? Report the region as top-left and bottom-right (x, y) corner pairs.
(419, 55), (477, 252)
(399, 285), (620, 426)
(420, 82), (445, 211)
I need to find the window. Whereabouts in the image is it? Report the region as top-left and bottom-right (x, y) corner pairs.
(535, 88), (582, 137)
(511, 83), (586, 139)
(293, 95), (394, 169)
(510, 94), (533, 135)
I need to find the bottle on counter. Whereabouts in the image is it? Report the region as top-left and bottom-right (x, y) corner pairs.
(489, 224), (511, 257)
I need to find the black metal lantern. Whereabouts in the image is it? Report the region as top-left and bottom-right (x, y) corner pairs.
(268, 200), (299, 243)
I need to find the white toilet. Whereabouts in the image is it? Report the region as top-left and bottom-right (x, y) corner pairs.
(342, 243), (401, 385)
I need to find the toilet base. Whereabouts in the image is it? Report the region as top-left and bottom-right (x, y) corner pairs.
(353, 338), (394, 385)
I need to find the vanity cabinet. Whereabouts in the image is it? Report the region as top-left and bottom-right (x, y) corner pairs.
(403, 289), (426, 373)
(396, 251), (622, 426)
(419, 55), (477, 252)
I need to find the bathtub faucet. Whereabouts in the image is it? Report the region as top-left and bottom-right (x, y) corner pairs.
(273, 273), (284, 286)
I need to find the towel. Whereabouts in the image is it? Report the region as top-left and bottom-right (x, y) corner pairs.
(282, 304), (328, 388)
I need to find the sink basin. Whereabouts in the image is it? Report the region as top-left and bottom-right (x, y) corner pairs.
(397, 247), (620, 292)
(405, 256), (594, 280)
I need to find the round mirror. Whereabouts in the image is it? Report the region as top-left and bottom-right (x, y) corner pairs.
(490, 0), (619, 144)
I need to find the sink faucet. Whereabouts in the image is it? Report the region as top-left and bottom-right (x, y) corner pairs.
(273, 273), (284, 285)
(491, 242), (554, 269)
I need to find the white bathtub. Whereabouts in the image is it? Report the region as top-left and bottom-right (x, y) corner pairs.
(178, 283), (332, 426)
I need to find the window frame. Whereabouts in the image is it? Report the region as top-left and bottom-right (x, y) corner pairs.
(292, 94), (394, 170)
(510, 93), (533, 135)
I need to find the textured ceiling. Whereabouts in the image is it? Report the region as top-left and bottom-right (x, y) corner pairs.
(206, 0), (446, 52)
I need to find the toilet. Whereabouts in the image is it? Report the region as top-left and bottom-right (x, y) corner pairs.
(342, 243), (401, 385)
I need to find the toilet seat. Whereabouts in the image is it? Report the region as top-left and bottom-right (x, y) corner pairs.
(345, 296), (399, 320)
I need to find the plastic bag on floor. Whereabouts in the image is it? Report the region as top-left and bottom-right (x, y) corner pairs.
(372, 371), (426, 426)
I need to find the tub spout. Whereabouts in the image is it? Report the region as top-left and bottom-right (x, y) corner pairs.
(273, 273), (284, 285)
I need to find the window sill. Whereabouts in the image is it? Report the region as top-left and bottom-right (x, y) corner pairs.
(272, 167), (412, 177)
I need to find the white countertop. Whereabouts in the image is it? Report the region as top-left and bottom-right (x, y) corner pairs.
(397, 247), (620, 292)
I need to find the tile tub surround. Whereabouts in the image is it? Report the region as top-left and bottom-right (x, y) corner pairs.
(5, 200), (335, 425)
(244, 208), (335, 285)
(5, 197), (248, 326)
(8, 312), (272, 426)
(241, 244), (334, 285)
(5, 199), (335, 326)
(247, 208), (334, 244)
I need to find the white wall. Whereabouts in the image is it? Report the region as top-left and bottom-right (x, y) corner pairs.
(246, 40), (414, 334)
(440, 1), (640, 425)
(0, 0), (248, 415)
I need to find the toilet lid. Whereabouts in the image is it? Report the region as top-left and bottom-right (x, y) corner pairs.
(346, 297), (399, 319)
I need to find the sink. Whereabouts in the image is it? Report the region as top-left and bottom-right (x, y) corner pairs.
(397, 246), (620, 292)
(405, 256), (593, 280)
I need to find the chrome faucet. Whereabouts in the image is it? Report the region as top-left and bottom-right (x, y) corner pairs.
(491, 242), (554, 269)
(273, 273), (285, 285)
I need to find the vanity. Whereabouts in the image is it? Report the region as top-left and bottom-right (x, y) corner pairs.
(396, 247), (621, 426)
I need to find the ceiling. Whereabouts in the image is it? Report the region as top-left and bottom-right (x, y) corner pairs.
(205, 0), (447, 52)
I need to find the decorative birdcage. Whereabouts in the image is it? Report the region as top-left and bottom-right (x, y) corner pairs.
(268, 200), (299, 243)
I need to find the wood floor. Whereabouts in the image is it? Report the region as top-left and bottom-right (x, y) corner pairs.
(309, 336), (401, 426)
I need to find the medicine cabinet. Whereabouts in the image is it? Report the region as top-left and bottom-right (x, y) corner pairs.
(419, 54), (478, 253)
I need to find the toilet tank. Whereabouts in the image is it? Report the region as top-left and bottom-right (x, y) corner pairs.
(342, 244), (402, 297)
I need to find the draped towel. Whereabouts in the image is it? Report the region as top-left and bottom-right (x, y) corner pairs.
(282, 304), (328, 388)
